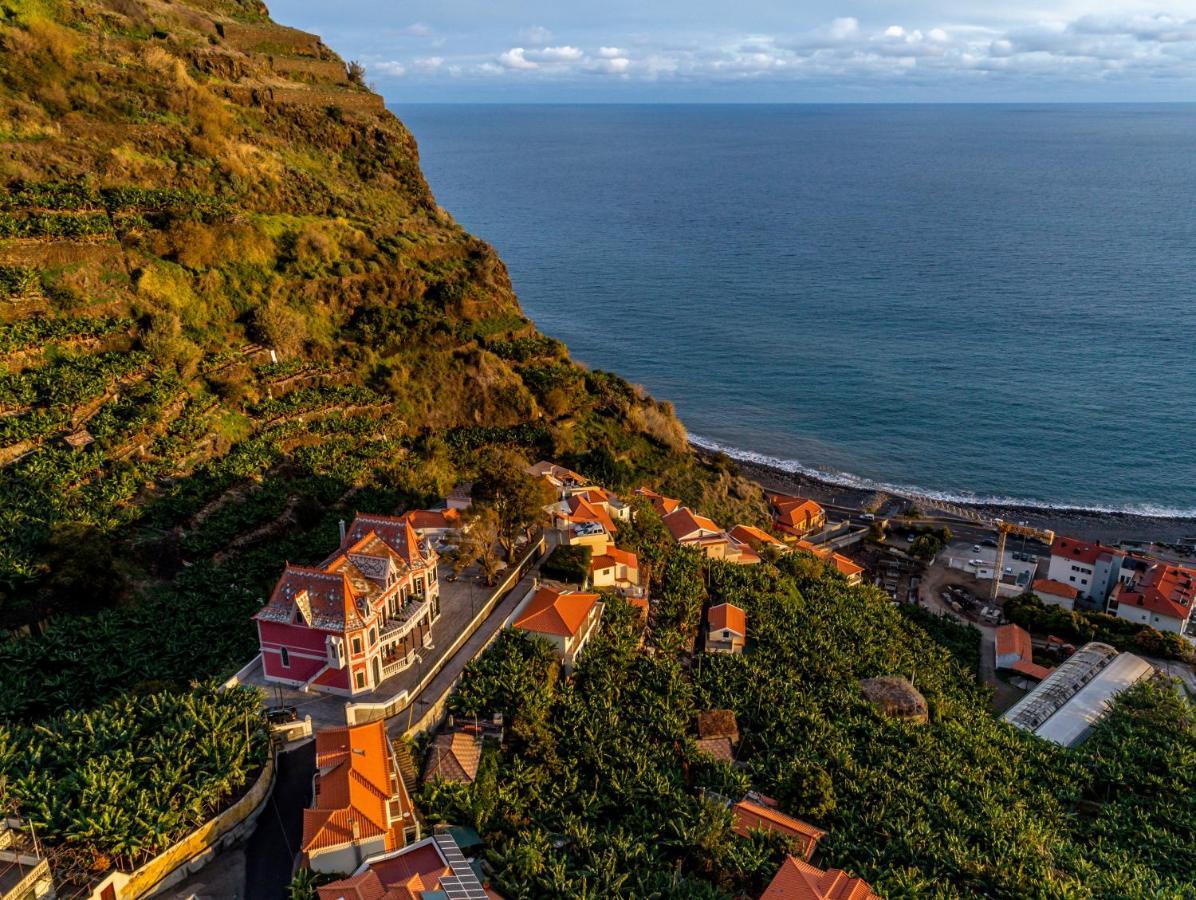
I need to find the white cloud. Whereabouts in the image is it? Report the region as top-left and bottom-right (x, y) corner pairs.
(498, 47), (538, 70)
(363, 11), (1196, 94)
(401, 23), (431, 37)
(535, 45), (584, 62)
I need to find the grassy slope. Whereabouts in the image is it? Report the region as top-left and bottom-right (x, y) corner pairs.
(0, 0), (767, 720)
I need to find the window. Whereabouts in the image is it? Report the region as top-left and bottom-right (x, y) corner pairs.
(1069, 576), (1076, 583)
(355, 671), (365, 689)
(369, 628), (377, 646)
(352, 636), (362, 654)
(414, 577), (425, 595)
(1081, 579), (1088, 586)
(280, 647), (290, 668)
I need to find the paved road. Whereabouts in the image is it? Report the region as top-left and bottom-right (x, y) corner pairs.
(244, 741), (315, 900)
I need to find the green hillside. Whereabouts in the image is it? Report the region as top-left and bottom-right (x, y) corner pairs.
(0, 0), (765, 721)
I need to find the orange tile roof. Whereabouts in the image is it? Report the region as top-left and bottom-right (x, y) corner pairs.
(733, 801), (826, 854)
(995, 623), (1032, 661)
(302, 721), (411, 856)
(513, 586), (600, 638)
(663, 507), (721, 542)
(729, 524), (786, 548)
(317, 869), (388, 900)
(770, 495), (825, 529)
(762, 855), (880, 900)
(1033, 578), (1081, 600)
(794, 541), (863, 579)
(709, 603), (746, 636)
(590, 546), (639, 571)
(402, 507), (460, 531)
(1050, 535), (1116, 567)
(1010, 659), (1054, 680)
(1115, 562), (1196, 621)
(629, 597), (649, 623)
(566, 493), (618, 534)
(528, 460), (587, 486)
(635, 486), (681, 516)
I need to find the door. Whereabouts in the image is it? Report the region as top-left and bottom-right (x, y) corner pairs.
(372, 655), (381, 686)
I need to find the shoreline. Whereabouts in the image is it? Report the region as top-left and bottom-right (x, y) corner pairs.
(693, 443), (1196, 547)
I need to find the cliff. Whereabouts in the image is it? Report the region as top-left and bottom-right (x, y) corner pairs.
(0, 0), (765, 707)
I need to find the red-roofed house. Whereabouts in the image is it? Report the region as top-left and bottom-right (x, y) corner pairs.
(662, 508), (759, 564)
(1109, 561), (1196, 635)
(733, 800), (825, 861)
(253, 513), (441, 696)
(795, 541), (864, 586)
(730, 524), (789, 554)
(302, 721), (418, 874)
(994, 623), (1053, 681)
(769, 495), (826, 538)
(1032, 578), (1081, 611)
(528, 460), (588, 500)
(761, 855), (880, 900)
(1046, 536), (1124, 605)
(512, 585), (604, 669)
(635, 486), (681, 517)
(590, 546), (641, 593)
(317, 832), (499, 900)
(707, 603), (747, 654)
(402, 507), (463, 543)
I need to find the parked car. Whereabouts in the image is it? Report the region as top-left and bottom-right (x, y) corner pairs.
(972, 544), (981, 553)
(265, 705), (298, 727)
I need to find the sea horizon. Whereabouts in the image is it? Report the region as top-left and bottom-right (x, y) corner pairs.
(399, 102), (1196, 517)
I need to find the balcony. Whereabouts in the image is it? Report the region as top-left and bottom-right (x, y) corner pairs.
(380, 596), (431, 642)
(381, 649), (416, 680)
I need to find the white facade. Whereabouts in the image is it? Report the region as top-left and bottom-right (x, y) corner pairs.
(1113, 601), (1188, 635)
(1046, 554), (1096, 599)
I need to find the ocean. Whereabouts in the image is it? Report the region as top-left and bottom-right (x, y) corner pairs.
(398, 104), (1196, 516)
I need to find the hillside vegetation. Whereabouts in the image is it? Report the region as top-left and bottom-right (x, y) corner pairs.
(424, 541), (1196, 899)
(0, 0), (766, 722)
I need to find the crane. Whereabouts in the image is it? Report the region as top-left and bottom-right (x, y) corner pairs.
(988, 519), (1056, 601)
(888, 494), (1055, 601)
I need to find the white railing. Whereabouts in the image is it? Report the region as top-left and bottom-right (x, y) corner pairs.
(380, 597), (431, 641)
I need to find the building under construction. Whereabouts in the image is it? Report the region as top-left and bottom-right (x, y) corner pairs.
(1001, 642), (1155, 747)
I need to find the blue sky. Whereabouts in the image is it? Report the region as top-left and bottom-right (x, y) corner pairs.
(267, 1), (1196, 101)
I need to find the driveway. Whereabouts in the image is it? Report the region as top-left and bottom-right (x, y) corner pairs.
(244, 741), (316, 900)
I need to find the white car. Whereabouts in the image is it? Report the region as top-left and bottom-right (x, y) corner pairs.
(972, 544), (981, 553)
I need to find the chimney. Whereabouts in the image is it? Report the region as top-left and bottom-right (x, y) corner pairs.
(339, 519), (346, 542)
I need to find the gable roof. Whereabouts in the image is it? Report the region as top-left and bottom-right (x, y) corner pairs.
(422, 731), (482, 785)
(695, 736), (734, 762)
(794, 541), (864, 579)
(996, 623), (1033, 661)
(635, 486), (681, 516)
(590, 546), (639, 571)
(565, 493), (618, 534)
(528, 460), (587, 487)
(302, 721), (412, 856)
(732, 800), (826, 847)
(255, 564), (367, 631)
(343, 513), (432, 569)
(770, 494), (824, 528)
(729, 524), (787, 549)
(762, 856), (880, 900)
(708, 603), (746, 636)
(513, 586), (601, 638)
(663, 507), (721, 542)
(1033, 578), (1081, 600)
(402, 507), (461, 531)
(1115, 562), (1196, 621)
(318, 834), (492, 900)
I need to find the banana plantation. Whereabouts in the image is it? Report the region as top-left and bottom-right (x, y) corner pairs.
(421, 545), (1196, 899)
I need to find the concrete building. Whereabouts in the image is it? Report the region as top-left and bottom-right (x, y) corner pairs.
(253, 513), (441, 697)
(0, 819), (55, 900)
(1108, 561), (1196, 635)
(1002, 643), (1155, 747)
(1046, 537), (1123, 608)
(707, 603), (746, 654)
(317, 832), (494, 900)
(589, 546), (641, 594)
(302, 721), (419, 875)
(511, 585), (604, 671)
(1032, 578), (1081, 611)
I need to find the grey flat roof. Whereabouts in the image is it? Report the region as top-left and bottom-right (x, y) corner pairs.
(1033, 653), (1155, 747)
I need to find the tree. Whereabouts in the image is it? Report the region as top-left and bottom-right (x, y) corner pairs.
(471, 449), (552, 561)
(453, 506), (501, 585)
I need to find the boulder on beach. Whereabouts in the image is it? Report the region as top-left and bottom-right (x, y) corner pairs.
(859, 676), (928, 724)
